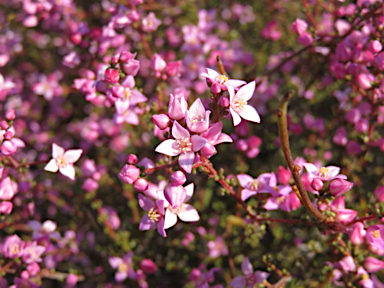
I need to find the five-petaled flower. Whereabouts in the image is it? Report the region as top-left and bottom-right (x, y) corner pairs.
(229, 257), (270, 288)
(155, 121), (207, 173)
(228, 81), (260, 126)
(44, 143), (83, 180)
(303, 163), (346, 182)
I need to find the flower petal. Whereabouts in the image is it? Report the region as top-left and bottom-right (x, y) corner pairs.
(157, 217), (166, 237)
(237, 174), (254, 188)
(229, 276), (247, 288)
(178, 204), (199, 222)
(236, 81), (255, 101)
(191, 135), (207, 152)
(238, 105), (260, 123)
(241, 189), (257, 201)
(172, 121), (190, 139)
(230, 106), (242, 126)
(138, 194), (155, 212)
(155, 139), (179, 156)
(59, 165), (75, 180)
(164, 209), (178, 229)
(184, 183), (194, 202)
(109, 257), (123, 268)
(44, 159), (59, 172)
(139, 214), (156, 231)
(178, 152), (195, 173)
(63, 149), (82, 164)
(52, 143), (64, 158)
(241, 257), (254, 276)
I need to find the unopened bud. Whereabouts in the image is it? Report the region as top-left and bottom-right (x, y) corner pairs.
(140, 259), (157, 274)
(133, 178), (149, 192)
(152, 114), (171, 130)
(127, 154), (138, 165)
(329, 178), (353, 197)
(311, 178), (324, 191)
(104, 68), (120, 84)
(170, 170), (186, 185)
(5, 110), (15, 121)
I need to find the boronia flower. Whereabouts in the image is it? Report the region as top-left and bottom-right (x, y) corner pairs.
(201, 68), (246, 94)
(303, 163), (347, 182)
(44, 143), (83, 180)
(228, 81), (260, 126)
(185, 98), (211, 133)
(155, 121), (207, 173)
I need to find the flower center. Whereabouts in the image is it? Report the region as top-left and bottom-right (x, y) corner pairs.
(55, 156), (67, 168)
(168, 204), (183, 215)
(249, 179), (260, 191)
(118, 263), (128, 272)
(10, 243), (20, 255)
(319, 167), (330, 178)
(148, 208), (160, 223)
(231, 97), (247, 112)
(190, 114), (205, 123)
(124, 88), (131, 100)
(214, 75), (228, 85)
(371, 229), (381, 239)
(175, 138), (193, 153)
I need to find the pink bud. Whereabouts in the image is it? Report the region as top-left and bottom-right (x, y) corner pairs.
(170, 170), (186, 186)
(218, 96), (230, 108)
(367, 40), (382, 54)
(349, 222), (365, 245)
(20, 271), (29, 279)
(333, 126), (348, 146)
(277, 166), (291, 184)
(152, 114), (171, 130)
(356, 73), (373, 90)
(374, 52), (384, 70)
(133, 178), (149, 192)
(26, 263), (40, 276)
(311, 178), (324, 191)
(335, 208), (357, 224)
(0, 121), (9, 130)
(127, 154), (138, 165)
(291, 18), (308, 35)
(150, 53), (166, 73)
(200, 143), (216, 159)
(164, 61), (182, 77)
(121, 60), (140, 76)
(95, 80), (108, 93)
(346, 141), (362, 155)
(339, 256), (356, 272)
(247, 136), (262, 148)
(140, 259), (157, 274)
(1, 140), (17, 156)
(0, 201), (13, 214)
(374, 186), (384, 202)
(118, 164), (140, 184)
(5, 110), (15, 120)
(168, 94), (187, 121)
(81, 178), (99, 192)
(355, 119), (369, 133)
(104, 68), (120, 84)
(246, 148), (260, 158)
(66, 273), (79, 285)
(329, 178), (353, 197)
(4, 131), (13, 140)
(210, 82), (222, 94)
(363, 256), (384, 273)
(69, 33), (82, 45)
(235, 139), (248, 151)
(128, 10), (140, 22)
(297, 32), (313, 47)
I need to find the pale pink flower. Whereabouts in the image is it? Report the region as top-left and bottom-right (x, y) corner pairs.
(109, 252), (136, 282)
(201, 68), (246, 94)
(366, 225), (384, 251)
(185, 98), (211, 133)
(155, 122), (207, 173)
(163, 183), (199, 229)
(228, 82), (260, 126)
(142, 12), (162, 33)
(303, 163), (346, 182)
(229, 257), (269, 288)
(138, 194), (166, 237)
(44, 143), (83, 180)
(237, 173), (275, 201)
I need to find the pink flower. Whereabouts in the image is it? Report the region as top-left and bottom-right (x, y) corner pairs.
(155, 122), (207, 173)
(163, 183), (200, 229)
(229, 257), (269, 288)
(22, 242), (46, 264)
(118, 164), (140, 184)
(185, 98), (211, 133)
(366, 225), (384, 251)
(303, 163), (346, 182)
(201, 68), (246, 94)
(44, 143), (83, 180)
(3, 235), (25, 258)
(168, 93), (188, 121)
(228, 81), (260, 126)
(142, 12), (162, 33)
(0, 177), (18, 201)
(237, 173), (275, 201)
(109, 252), (136, 282)
(138, 194), (166, 237)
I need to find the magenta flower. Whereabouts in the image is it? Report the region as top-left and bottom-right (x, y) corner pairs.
(142, 12), (162, 33)
(109, 252), (136, 282)
(228, 82), (260, 126)
(22, 242), (46, 264)
(0, 176), (18, 201)
(185, 98), (211, 133)
(138, 194), (166, 237)
(3, 234), (25, 258)
(155, 121), (207, 173)
(237, 173), (275, 201)
(44, 143), (83, 180)
(366, 225), (384, 251)
(229, 257), (269, 288)
(201, 68), (246, 94)
(303, 163), (346, 182)
(163, 183), (199, 229)
(168, 93), (188, 121)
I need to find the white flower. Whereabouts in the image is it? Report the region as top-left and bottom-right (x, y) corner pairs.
(44, 143), (83, 180)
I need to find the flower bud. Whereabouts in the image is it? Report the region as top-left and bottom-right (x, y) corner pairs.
(140, 259), (157, 274)
(339, 256), (356, 272)
(356, 73), (373, 90)
(218, 96), (230, 108)
(297, 32), (313, 47)
(164, 61), (182, 77)
(291, 18), (308, 35)
(26, 262), (40, 276)
(345, 108), (361, 124)
(333, 126), (348, 146)
(5, 110), (15, 121)
(104, 68), (120, 84)
(66, 273), (78, 285)
(81, 178), (99, 192)
(118, 164), (140, 184)
(95, 80), (108, 93)
(311, 178), (324, 191)
(127, 154), (138, 165)
(133, 178), (149, 192)
(235, 139), (248, 151)
(367, 40), (382, 54)
(150, 54), (166, 73)
(246, 147), (259, 158)
(335, 208), (357, 224)
(0, 121), (9, 130)
(247, 136), (262, 148)
(1, 140), (17, 156)
(110, 85), (125, 98)
(200, 143), (216, 159)
(4, 131), (13, 140)
(329, 178), (353, 197)
(0, 201), (13, 214)
(152, 114), (170, 130)
(363, 256), (384, 273)
(277, 166), (291, 184)
(349, 222), (365, 246)
(128, 10), (140, 22)
(168, 94), (187, 121)
(170, 170), (186, 186)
